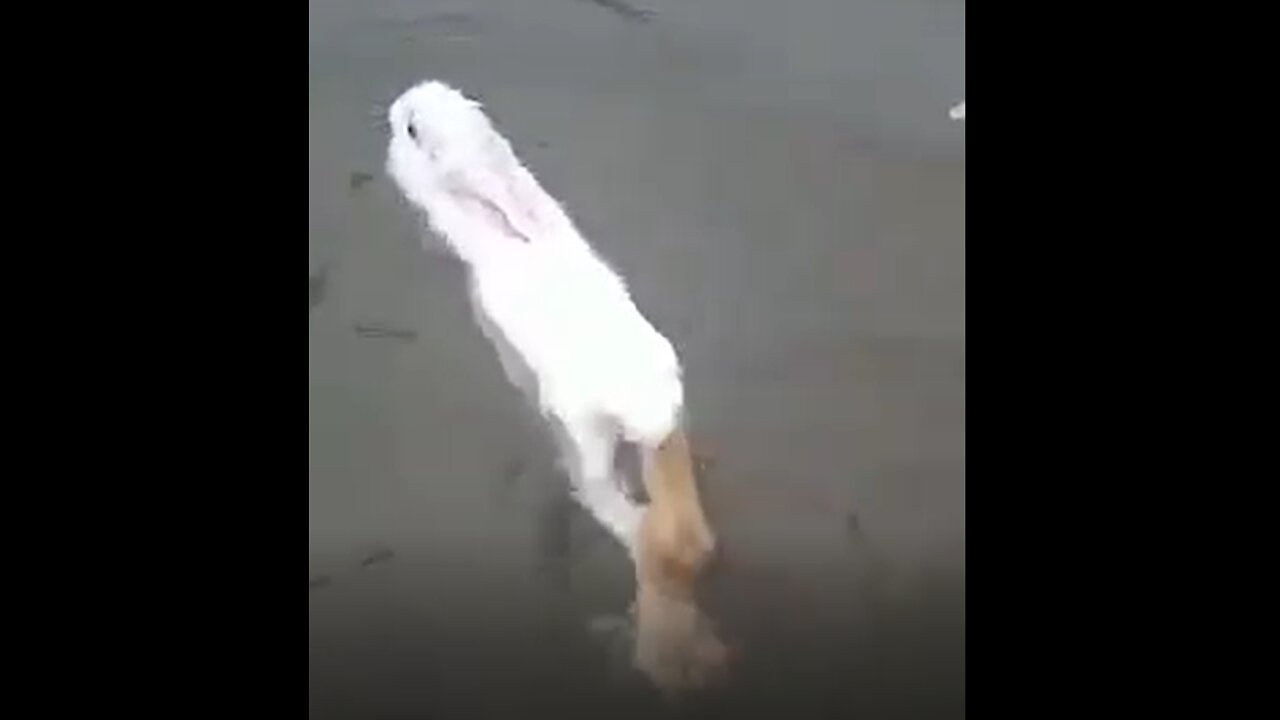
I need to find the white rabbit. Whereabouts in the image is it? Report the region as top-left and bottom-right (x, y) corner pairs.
(385, 80), (688, 554)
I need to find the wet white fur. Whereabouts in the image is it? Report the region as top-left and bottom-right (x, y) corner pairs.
(386, 80), (682, 552)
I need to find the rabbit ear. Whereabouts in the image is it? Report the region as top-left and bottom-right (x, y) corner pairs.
(445, 138), (568, 245)
(447, 182), (536, 244)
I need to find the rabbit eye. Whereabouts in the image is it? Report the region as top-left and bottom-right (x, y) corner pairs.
(407, 123), (419, 141)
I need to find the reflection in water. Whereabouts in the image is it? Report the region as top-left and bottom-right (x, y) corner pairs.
(589, 546), (732, 695)
(632, 580), (731, 693)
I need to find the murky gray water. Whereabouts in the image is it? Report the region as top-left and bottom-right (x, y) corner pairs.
(310, 1), (963, 717)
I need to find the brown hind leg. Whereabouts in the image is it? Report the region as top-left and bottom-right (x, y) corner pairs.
(631, 428), (729, 692)
(636, 428), (717, 597)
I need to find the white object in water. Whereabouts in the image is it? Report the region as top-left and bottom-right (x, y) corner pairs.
(950, 101), (965, 121)
(384, 80), (684, 555)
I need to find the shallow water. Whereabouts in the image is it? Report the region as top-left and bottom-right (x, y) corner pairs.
(309, 1), (964, 716)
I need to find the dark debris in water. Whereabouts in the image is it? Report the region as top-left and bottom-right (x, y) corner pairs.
(308, 574), (332, 591)
(381, 11), (483, 38)
(578, 0), (656, 24)
(353, 322), (418, 342)
(845, 511), (863, 541)
(358, 544), (396, 569)
(500, 457), (526, 493)
(309, 262), (330, 312)
(348, 171), (374, 190)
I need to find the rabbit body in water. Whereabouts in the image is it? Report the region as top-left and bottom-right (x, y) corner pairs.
(387, 79), (727, 693)
(385, 80), (688, 555)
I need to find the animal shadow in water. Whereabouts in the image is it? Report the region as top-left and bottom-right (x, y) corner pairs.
(536, 489), (575, 592)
